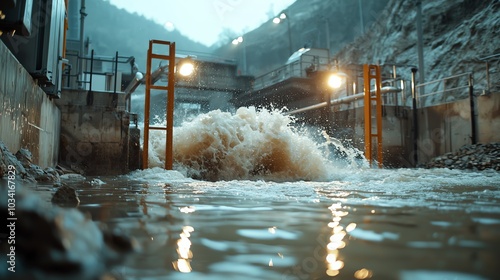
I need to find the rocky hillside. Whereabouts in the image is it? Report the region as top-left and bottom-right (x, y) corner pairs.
(336, 0), (500, 89)
(213, 0), (390, 75)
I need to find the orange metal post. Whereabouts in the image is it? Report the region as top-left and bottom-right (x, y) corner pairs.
(142, 41), (153, 169)
(363, 64), (383, 168)
(143, 40), (176, 170)
(363, 66), (372, 163)
(166, 41), (176, 170)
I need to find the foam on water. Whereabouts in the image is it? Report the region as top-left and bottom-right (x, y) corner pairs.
(132, 106), (500, 212)
(146, 107), (338, 181)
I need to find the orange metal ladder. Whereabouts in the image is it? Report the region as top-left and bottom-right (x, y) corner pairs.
(363, 64), (383, 167)
(142, 40), (176, 170)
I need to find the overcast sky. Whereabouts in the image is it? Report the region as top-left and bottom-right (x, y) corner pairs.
(107, 0), (296, 46)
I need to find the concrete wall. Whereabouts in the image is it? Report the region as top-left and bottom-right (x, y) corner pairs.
(0, 41), (60, 168)
(416, 93), (500, 164)
(295, 92), (500, 167)
(56, 90), (138, 175)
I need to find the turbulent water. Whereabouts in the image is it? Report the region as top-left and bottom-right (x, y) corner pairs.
(92, 166), (500, 280)
(99, 107), (499, 280)
(146, 107), (364, 181)
(9, 107), (499, 280)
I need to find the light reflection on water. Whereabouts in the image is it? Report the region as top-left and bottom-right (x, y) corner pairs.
(60, 168), (500, 280)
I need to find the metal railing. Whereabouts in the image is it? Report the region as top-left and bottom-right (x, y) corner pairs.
(416, 72), (472, 107)
(478, 53), (500, 94)
(62, 50), (135, 93)
(252, 53), (330, 91)
(413, 71), (477, 160)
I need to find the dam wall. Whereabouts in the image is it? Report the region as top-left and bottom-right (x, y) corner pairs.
(0, 41), (60, 168)
(56, 90), (139, 175)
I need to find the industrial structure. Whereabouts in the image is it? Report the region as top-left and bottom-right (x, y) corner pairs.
(1, 1), (499, 175)
(0, 0), (254, 175)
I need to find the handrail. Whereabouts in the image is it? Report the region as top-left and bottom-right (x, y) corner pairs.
(62, 50), (136, 93)
(478, 53), (500, 61)
(252, 53), (330, 91)
(417, 72), (471, 87)
(416, 72), (472, 107)
(286, 86), (401, 115)
(417, 85), (469, 99)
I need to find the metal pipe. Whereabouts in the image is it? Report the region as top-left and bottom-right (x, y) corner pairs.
(86, 49), (94, 106)
(324, 88), (332, 135)
(112, 51), (119, 108)
(468, 73), (477, 144)
(485, 61), (490, 92)
(89, 49), (94, 91)
(416, 0), (425, 85)
(411, 68), (418, 166)
(79, 0), (86, 87)
(66, 64), (71, 88)
(286, 86), (400, 115)
(324, 18), (330, 52)
(417, 72), (471, 87)
(114, 51), (118, 93)
(242, 41), (247, 75)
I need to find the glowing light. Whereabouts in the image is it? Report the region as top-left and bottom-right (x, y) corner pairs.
(328, 221), (339, 228)
(329, 203), (342, 210)
(354, 268), (374, 279)
(178, 62), (195, 77)
(328, 74), (343, 88)
(269, 259), (274, 266)
(164, 21), (175, 31)
(326, 253), (337, 263)
(333, 226), (344, 234)
(273, 17), (281, 24)
(174, 226), (194, 273)
(346, 223), (357, 232)
(173, 259), (192, 273)
(232, 36), (244, 45)
(180, 206), (196, 213)
(135, 72), (143, 80)
(268, 226), (277, 234)
(328, 240), (346, 250)
(330, 231), (346, 242)
(183, 226), (194, 234)
(327, 242), (340, 250)
(177, 236), (191, 248)
(325, 201), (350, 276)
(330, 260), (345, 270)
(333, 211), (349, 217)
(279, 13), (287, 19)
(327, 269), (340, 277)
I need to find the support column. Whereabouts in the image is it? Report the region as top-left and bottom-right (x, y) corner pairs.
(363, 64), (383, 167)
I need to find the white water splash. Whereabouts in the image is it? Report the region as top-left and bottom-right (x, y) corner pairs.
(145, 107), (359, 181)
